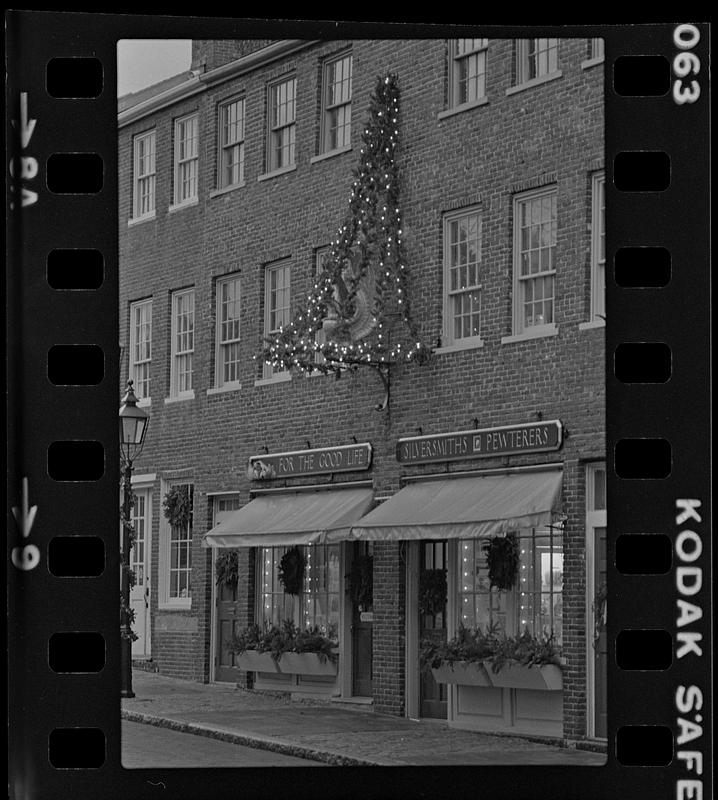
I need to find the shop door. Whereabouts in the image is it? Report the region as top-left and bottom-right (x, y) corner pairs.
(594, 526), (607, 738)
(351, 542), (373, 697)
(420, 541), (448, 719)
(130, 489), (151, 659)
(212, 496), (242, 682)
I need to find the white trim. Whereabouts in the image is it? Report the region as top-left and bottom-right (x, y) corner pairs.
(254, 372), (292, 387)
(214, 273), (242, 390)
(448, 38), (489, 112)
(164, 391), (196, 403)
(168, 197), (199, 214)
(169, 287), (195, 398)
(216, 95), (246, 193)
(501, 325), (558, 345)
(131, 129), (156, 221)
(209, 182), (245, 199)
(257, 164), (297, 182)
(207, 384), (241, 395)
(310, 145), (352, 165)
(434, 339), (484, 355)
(589, 171), (606, 324)
(320, 50), (352, 156)
(131, 473), (156, 485)
(437, 97), (489, 121)
(128, 297), (152, 404)
(578, 319), (605, 331)
(581, 56), (605, 70)
(127, 211), (156, 228)
(173, 112), (199, 207)
(506, 70), (563, 95)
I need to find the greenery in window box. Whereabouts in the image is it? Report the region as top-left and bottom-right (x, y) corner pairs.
(162, 485), (191, 529)
(418, 568), (447, 616)
(483, 533), (520, 590)
(215, 550), (239, 589)
(347, 554), (373, 611)
(591, 580), (607, 647)
(278, 546), (306, 596)
(229, 620), (338, 664)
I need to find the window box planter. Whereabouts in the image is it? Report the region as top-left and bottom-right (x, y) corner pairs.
(278, 652), (338, 677)
(430, 661), (492, 686)
(235, 651), (280, 673)
(487, 663), (563, 691)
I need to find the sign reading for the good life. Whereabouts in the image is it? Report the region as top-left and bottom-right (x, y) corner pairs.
(397, 421), (563, 465)
(248, 443), (373, 480)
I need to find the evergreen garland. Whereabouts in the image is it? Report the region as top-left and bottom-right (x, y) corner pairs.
(278, 546), (306, 596)
(259, 74), (431, 376)
(483, 533), (520, 590)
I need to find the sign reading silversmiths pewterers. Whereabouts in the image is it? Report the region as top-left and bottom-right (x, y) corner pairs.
(397, 421), (563, 465)
(248, 443), (373, 480)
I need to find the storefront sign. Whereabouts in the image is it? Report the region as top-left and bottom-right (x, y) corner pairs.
(248, 443), (372, 480)
(396, 421), (563, 464)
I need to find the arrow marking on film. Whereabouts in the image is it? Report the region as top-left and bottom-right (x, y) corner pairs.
(11, 93), (37, 149)
(12, 477), (38, 539)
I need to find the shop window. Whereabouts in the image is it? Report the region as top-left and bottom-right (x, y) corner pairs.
(517, 527), (564, 643)
(449, 39), (488, 108)
(262, 261), (291, 380)
(129, 298), (152, 403)
(132, 129), (155, 220)
(214, 274), (241, 389)
(442, 206), (483, 349)
(515, 39), (559, 86)
(459, 539), (509, 633)
(590, 171), (606, 324)
(321, 52), (352, 154)
(267, 76), (296, 172)
(169, 288), (195, 398)
(218, 97), (245, 190)
(173, 113), (199, 206)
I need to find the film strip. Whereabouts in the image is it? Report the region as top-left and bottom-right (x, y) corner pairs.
(6, 17), (711, 800)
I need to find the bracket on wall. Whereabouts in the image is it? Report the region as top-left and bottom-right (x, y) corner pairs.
(371, 363), (391, 412)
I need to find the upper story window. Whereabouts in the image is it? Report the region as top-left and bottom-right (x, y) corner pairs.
(321, 52), (352, 153)
(170, 288), (195, 398)
(589, 37), (605, 61)
(589, 172), (606, 323)
(512, 187), (557, 336)
(515, 39), (559, 85)
(450, 39), (488, 108)
(173, 113), (199, 205)
(267, 76), (296, 172)
(129, 298), (152, 402)
(132, 130), (156, 219)
(218, 97), (245, 189)
(263, 261), (291, 379)
(442, 206), (483, 348)
(215, 274), (242, 389)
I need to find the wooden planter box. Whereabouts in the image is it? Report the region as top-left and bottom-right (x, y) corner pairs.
(431, 661), (492, 686)
(487, 663), (563, 691)
(278, 652), (338, 676)
(235, 651), (280, 673)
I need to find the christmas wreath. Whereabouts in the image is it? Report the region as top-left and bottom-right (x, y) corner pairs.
(278, 546), (306, 596)
(347, 554), (373, 611)
(162, 485), (191, 528)
(483, 533), (520, 590)
(418, 568), (447, 616)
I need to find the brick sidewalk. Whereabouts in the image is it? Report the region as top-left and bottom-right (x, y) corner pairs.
(121, 671), (606, 767)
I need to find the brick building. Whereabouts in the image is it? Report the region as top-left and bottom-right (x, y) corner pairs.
(118, 37), (606, 746)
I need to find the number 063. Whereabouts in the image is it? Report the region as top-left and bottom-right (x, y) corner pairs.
(673, 24), (700, 105)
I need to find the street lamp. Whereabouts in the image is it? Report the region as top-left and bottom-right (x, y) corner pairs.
(119, 379), (149, 699)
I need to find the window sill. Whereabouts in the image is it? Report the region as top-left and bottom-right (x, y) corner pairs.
(137, 397), (151, 408)
(578, 319), (606, 331)
(209, 182), (245, 199)
(581, 56), (605, 70)
(128, 211), (156, 227)
(164, 391), (196, 404)
(437, 97), (489, 121)
(434, 338), (485, 354)
(506, 70), (563, 96)
(310, 145), (352, 165)
(168, 197), (199, 213)
(257, 164), (297, 182)
(206, 384), (241, 395)
(501, 325), (558, 344)
(159, 600), (192, 612)
(254, 372), (292, 387)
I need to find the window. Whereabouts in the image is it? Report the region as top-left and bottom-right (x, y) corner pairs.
(263, 261), (291, 379)
(167, 484), (193, 601)
(443, 207), (483, 347)
(516, 39), (559, 85)
(132, 130), (155, 219)
(590, 172), (606, 323)
(459, 539), (509, 632)
(586, 462), (607, 738)
(215, 275), (241, 388)
(259, 544), (340, 637)
(450, 39), (488, 107)
(321, 53), (352, 153)
(218, 98), (245, 189)
(589, 37), (605, 61)
(517, 527), (564, 643)
(267, 77), (296, 172)
(512, 187), (557, 335)
(129, 299), (152, 402)
(173, 113), (199, 205)
(130, 488), (151, 587)
(170, 288), (195, 397)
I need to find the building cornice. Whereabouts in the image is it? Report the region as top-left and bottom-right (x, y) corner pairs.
(118, 39), (319, 129)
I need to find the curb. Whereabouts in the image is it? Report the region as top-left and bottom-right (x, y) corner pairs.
(121, 709), (388, 767)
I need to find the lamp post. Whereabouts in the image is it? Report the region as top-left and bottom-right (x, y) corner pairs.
(119, 379), (149, 699)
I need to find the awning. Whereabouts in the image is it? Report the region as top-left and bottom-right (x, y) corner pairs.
(344, 470), (564, 542)
(203, 486), (375, 548)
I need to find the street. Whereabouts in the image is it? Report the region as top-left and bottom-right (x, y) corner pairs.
(121, 721), (326, 768)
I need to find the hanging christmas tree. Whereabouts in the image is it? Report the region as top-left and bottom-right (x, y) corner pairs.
(260, 74), (431, 380)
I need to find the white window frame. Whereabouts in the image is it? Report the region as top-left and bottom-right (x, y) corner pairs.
(321, 52), (352, 154)
(441, 206), (484, 351)
(449, 39), (488, 109)
(514, 39), (560, 88)
(214, 274), (242, 390)
(217, 97), (245, 190)
(267, 76), (297, 173)
(129, 298), (152, 406)
(506, 186), (558, 340)
(158, 481), (194, 610)
(172, 113), (199, 207)
(260, 261), (291, 382)
(169, 288), (195, 400)
(590, 171), (606, 324)
(132, 130), (156, 221)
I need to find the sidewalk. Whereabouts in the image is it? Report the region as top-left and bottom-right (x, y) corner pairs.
(122, 671), (606, 767)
